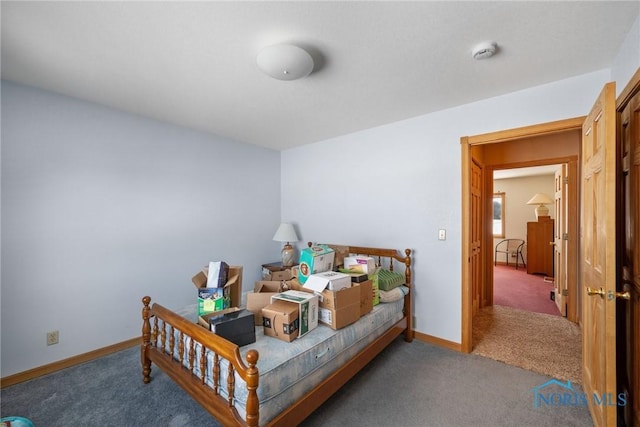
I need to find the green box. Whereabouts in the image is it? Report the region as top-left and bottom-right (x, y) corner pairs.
(198, 287), (229, 316)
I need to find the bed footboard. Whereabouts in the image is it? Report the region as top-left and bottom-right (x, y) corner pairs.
(141, 296), (260, 427)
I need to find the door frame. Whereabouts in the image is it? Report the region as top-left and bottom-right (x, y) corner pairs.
(461, 117), (583, 353)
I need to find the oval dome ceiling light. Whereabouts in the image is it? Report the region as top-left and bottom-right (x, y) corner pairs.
(257, 44), (314, 81)
(472, 41), (498, 60)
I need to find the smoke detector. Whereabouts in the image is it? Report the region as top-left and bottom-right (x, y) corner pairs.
(472, 42), (498, 60)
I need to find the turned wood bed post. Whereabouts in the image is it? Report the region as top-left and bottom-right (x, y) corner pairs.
(245, 349), (260, 427)
(403, 249), (414, 342)
(141, 296), (152, 384)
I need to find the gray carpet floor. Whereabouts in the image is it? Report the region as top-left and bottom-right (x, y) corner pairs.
(1, 338), (593, 426)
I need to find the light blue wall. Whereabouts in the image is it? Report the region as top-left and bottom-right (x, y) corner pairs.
(0, 81), (281, 377)
(281, 12), (639, 343)
(281, 69), (611, 344)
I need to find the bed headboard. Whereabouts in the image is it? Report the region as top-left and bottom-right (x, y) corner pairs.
(308, 242), (412, 288)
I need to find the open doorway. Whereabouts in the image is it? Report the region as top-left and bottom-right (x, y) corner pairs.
(460, 117), (583, 354)
(492, 165), (562, 317)
(460, 121), (583, 381)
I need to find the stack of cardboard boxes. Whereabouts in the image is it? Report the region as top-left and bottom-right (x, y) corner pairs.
(189, 246), (379, 346)
(247, 245), (375, 342)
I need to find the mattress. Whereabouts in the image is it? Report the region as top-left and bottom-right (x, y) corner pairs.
(169, 297), (405, 426)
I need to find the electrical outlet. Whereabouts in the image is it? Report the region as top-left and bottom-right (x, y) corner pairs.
(438, 229), (446, 240)
(47, 330), (59, 346)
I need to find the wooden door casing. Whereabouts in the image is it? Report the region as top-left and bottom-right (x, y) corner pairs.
(581, 82), (617, 427)
(461, 119), (583, 353)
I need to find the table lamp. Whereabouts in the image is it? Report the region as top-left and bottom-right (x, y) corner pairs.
(273, 223), (299, 267)
(526, 193), (554, 220)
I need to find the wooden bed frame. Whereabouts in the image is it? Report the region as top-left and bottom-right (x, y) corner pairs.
(141, 245), (413, 427)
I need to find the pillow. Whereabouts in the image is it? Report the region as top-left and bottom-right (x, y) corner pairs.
(379, 286), (409, 303)
(377, 269), (406, 291)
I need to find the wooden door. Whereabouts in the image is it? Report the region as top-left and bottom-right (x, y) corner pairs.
(581, 82), (617, 427)
(617, 71), (640, 427)
(554, 165), (568, 316)
(471, 160), (483, 316)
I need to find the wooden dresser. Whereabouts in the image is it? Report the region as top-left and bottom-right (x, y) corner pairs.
(526, 217), (554, 276)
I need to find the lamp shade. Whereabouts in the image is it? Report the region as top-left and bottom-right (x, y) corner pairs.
(526, 193), (554, 206)
(272, 223), (298, 243)
(257, 44), (314, 81)
(526, 193), (554, 220)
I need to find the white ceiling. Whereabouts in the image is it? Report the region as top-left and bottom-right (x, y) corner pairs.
(2, 1), (638, 151)
(493, 165), (560, 180)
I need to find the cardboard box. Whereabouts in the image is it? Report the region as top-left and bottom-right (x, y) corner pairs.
(262, 300), (299, 342)
(327, 244), (350, 267)
(271, 290), (318, 337)
(269, 270), (294, 281)
(318, 303), (360, 330)
(207, 309), (255, 347)
(303, 271), (351, 293)
(193, 265), (243, 316)
(261, 262), (295, 280)
(317, 283), (360, 310)
(317, 283), (362, 329)
(298, 245), (335, 284)
(343, 256), (376, 275)
(247, 281), (287, 325)
(198, 307), (241, 328)
(358, 280), (373, 316)
(291, 265), (300, 280)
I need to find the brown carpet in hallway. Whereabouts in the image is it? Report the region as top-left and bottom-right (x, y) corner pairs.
(472, 305), (582, 384)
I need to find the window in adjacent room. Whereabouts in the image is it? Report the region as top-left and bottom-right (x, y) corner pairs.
(493, 192), (505, 238)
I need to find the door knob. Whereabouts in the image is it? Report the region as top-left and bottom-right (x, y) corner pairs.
(615, 291), (631, 300)
(586, 287), (631, 300)
(586, 287), (605, 297)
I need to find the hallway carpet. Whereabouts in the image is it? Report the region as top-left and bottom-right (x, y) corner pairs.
(472, 305), (582, 384)
(493, 265), (560, 316)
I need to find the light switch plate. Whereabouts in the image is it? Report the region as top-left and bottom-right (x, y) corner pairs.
(438, 229), (446, 240)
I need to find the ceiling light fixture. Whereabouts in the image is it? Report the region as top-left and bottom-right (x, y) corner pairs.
(257, 44), (314, 81)
(472, 41), (498, 60)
